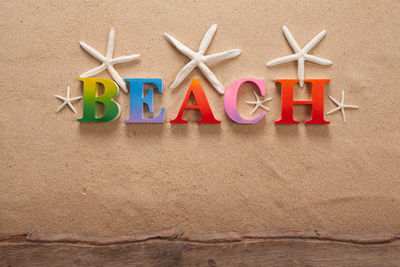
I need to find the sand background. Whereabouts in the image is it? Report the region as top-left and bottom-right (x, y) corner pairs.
(0, 0), (399, 236)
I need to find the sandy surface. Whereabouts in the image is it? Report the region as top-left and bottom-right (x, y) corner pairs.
(0, 0), (399, 236)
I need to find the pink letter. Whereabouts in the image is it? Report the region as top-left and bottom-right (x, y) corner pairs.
(224, 78), (266, 124)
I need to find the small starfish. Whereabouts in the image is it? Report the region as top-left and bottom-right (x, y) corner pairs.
(79, 28), (140, 93)
(266, 26), (332, 87)
(164, 24), (241, 94)
(326, 90), (359, 122)
(246, 90), (272, 116)
(55, 86), (82, 114)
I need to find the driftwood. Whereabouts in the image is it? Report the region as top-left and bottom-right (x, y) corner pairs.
(1, 228), (400, 266)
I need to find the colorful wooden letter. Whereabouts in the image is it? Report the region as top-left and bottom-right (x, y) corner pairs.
(124, 78), (166, 123)
(224, 78), (266, 124)
(77, 78), (120, 122)
(170, 79), (220, 123)
(275, 79), (330, 124)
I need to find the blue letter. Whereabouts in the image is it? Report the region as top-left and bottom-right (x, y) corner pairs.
(124, 79), (166, 123)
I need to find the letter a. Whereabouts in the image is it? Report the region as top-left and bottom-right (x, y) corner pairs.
(170, 79), (220, 123)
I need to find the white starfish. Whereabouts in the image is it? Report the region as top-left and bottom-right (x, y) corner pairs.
(246, 90), (272, 116)
(164, 24), (241, 94)
(266, 26), (332, 87)
(326, 90), (359, 122)
(55, 86), (82, 114)
(79, 28), (140, 93)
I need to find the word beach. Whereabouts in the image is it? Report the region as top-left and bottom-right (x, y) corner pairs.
(78, 77), (331, 124)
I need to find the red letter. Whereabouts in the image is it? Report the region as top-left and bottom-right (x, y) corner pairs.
(170, 79), (220, 124)
(275, 79), (330, 124)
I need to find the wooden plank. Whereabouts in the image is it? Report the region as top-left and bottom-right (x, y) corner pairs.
(1, 229), (400, 266)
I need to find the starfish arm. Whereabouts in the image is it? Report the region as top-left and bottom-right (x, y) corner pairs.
(341, 108), (346, 122)
(56, 102), (67, 112)
(328, 96), (341, 106)
(252, 89), (259, 99)
(249, 105), (258, 116)
(67, 102), (78, 114)
(204, 49), (241, 63)
(70, 96), (83, 101)
(259, 104), (270, 111)
(79, 41), (106, 62)
(163, 33), (196, 58)
(198, 63), (224, 94)
(266, 54), (298, 66)
(282, 26), (301, 53)
(108, 66), (127, 93)
(246, 101), (258, 104)
(298, 57), (305, 87)
(344, 105), (359, 109)
(341, 90), (345, 105)
(80, 64), (107, 77)
(326, 106), (341, 115)
(170, 60), (197, 89)
(106, 28), (115, 58)
(304, 54), (332, 65)
(303, 29), (327, 53)
(111, 54), (140, 64)
(261, 98), (272, 103)
(199, 24), (217, 54)
(55, 95), (66, 101)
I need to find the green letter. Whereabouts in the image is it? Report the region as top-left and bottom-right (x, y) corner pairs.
(77, 78), (121, 122)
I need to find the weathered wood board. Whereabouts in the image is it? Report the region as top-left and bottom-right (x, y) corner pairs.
(1, 229), (399, 266)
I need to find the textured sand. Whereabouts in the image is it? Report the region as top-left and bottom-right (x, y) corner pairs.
(0, 0), (399, 235)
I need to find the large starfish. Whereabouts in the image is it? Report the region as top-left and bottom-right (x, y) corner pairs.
(79, 28), (140, 93)
(326, 90), (359, 122)
(55, 86), (82, 114)
(266, 26), (332, 87)
(164, 24), (241, 94)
